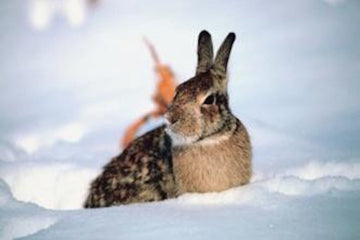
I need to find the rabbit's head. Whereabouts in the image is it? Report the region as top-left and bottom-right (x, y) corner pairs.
(165, 30), (236, 146)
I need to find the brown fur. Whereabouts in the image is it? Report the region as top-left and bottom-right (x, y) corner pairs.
(165, 30), (252, 194)
(172, 119), (251, 194)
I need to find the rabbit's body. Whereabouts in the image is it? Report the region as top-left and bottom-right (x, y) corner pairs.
(172, 119), (251, 194)
(84, 30), (252, 208)
(84, 126), (177, 208)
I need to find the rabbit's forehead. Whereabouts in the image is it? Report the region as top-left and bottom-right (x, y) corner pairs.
(176, 72), (215, 98)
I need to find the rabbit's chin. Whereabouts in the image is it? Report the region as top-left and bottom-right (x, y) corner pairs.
(165, 127), (198, 147)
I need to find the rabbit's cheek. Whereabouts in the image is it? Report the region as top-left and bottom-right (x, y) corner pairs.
(201, 106), (219, 122)
(181, 116), (201, 135)
(169, 120), (189, 135)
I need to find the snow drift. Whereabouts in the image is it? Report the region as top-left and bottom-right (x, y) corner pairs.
(0, 160), (359, 240)
(1, 160), (360, 210)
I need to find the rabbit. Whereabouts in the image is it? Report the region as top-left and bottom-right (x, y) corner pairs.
(165, 30), (252, 194)
(84, 30), (251, 208)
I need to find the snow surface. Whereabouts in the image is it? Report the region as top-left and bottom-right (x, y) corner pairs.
(1, 0), (360, 239)
(0, 161), (359, 240)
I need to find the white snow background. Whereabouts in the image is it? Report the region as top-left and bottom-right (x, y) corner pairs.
(0, 0), (359, 239)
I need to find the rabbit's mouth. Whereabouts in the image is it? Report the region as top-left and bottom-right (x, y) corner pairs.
(165, 127), (198, 147)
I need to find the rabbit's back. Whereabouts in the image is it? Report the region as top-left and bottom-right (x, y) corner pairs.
(84, 126), (177, 208)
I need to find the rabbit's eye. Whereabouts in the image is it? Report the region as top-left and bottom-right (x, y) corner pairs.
(203, 94), (216, 105)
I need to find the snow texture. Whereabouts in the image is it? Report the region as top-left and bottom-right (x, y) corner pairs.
(0, 0), (359, 239)
(0, 161), (359, 240)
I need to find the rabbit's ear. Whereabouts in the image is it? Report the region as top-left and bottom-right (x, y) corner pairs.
(196, 30), (214, 75)
(214, 32), (236, 76)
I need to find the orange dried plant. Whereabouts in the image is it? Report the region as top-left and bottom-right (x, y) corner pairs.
(121, 38), (178, 148)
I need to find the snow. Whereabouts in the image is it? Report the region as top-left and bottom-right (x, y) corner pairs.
(1, 0), (360, 239)
(0, 180), (58, 240)
(0, 161), (99, 210)
(0, 162), (359, 240)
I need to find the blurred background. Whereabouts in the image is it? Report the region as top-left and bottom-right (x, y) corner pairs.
(0, 0), (359, 172)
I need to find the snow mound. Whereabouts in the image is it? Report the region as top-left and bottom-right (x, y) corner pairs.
(0, 179), (58, 240)
(1, 215), (56, 240)
(0, 160), (359, 210)
(0, 161), (99, 210)
(258, 161), (360, 196)
(284, 161), (360, 180)
(0, 160), (359, 239)
(0, 179), (13, 207)
(262, 176), (360, 196)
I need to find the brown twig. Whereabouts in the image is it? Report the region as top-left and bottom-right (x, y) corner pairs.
(121, 38), (178, 149)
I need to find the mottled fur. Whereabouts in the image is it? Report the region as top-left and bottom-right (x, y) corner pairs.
(84, 126), (177, 208)
(84, 30), (252, 208)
